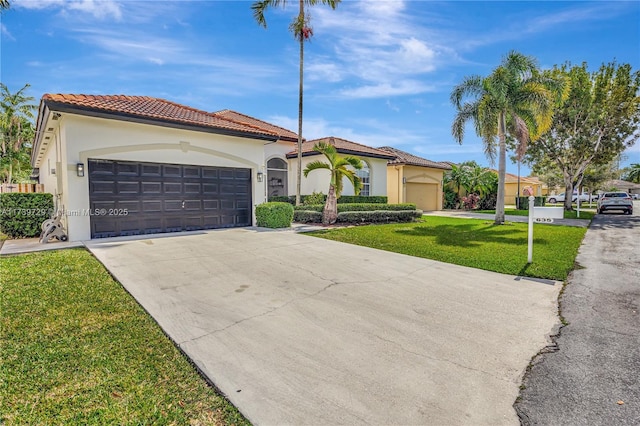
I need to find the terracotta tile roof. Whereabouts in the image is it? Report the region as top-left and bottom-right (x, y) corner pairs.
(286, 136), (396, 159)
(378, 146), (452, 170)
(41, 94), (279, 139)
(212, 109), (299, 141)
(489, 169), (540, 184)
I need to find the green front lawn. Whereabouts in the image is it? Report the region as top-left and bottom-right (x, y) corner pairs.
(309, 217), (586, 280)
(0, 249), (248, 425)
(475, 209), (595, 220)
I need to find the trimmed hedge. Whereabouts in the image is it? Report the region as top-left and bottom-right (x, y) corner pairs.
(337, 210), (423, 224)
(268, 195), (388, 204)
(517, 196), (547, 210)
(255, 202), (294, 228)
(294, 203), (416, 213)
(0, 193), (54, 238)
(338, 195), (387, 204)
(293, 210), (323, 223)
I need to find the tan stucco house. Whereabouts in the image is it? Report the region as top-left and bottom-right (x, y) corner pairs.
(379, 147), (451, 211)
(493, 170), (544, 205)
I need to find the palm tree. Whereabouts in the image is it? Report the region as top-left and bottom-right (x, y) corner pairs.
(0, 1), (10, 11)
(303, 141), (362, 224)
(465, 165), (494, 197)
(252, 0), (340, 206)
(451, 51), (565, 224)
(624, 163), (640, 183)
(0, 83), (36, 184)
(444, 164), (468, 201)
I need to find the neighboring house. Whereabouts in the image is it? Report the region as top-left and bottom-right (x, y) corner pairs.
(286, 137), (395, 197)
(380, 146), (451, 211)
(490, 170), (544, 205)
(602, 179), (640, 196)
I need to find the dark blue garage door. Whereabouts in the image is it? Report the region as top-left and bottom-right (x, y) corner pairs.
(88, 159), (252, 238)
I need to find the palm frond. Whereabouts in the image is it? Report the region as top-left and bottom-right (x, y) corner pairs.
(251, 0), (285, 27)
(303, 160), (330, 177)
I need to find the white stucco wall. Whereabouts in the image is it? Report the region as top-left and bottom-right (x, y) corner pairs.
(41, 113), (267, 241)
(288, 155), (388, 197)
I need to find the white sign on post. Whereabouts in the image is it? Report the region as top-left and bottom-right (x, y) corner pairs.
(528, 199), (564, 263)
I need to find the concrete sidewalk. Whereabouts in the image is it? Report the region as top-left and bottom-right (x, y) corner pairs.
(423, 210), (591, 227)
(85, 227), (561, 425)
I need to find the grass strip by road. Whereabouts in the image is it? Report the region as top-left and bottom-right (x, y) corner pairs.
(0, 249), (249, 426)
(309, 216), (586, 280)
(475, 209), (595, 220)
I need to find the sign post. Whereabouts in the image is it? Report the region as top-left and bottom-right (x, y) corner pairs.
(528, 198), (564, 264)
(528, 196), (535, 263)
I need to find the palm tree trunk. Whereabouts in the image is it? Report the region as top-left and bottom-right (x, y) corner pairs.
(495, 113), (507, 224)
(323, 184), (338, 225)
(295, 0), (304, 206)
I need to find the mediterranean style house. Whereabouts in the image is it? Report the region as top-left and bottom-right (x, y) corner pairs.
(31, 94), (446, 241)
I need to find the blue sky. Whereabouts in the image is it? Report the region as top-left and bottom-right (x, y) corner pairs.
(2, 0), (639, 175)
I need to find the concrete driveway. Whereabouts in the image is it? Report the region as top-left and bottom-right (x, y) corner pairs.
(85, 228), (561, 425)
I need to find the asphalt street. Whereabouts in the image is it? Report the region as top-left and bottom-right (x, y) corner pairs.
(516, 201), (640, 425)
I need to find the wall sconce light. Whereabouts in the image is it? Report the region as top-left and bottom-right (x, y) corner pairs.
(76, 162), (85, 177)
(402, 177), (406, 184)
(257, 171), (264, 182)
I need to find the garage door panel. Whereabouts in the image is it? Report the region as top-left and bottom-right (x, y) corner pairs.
(184, 166), (200, 178)
(117, 181), (139, 194)
(116, 162), (139, 176)
(89, 159), (252, 238)
(184, 183), (201, 194)
(203, 200), (219, 210)
(141, 164), (162, 176)
(142, 200), (162, 212)
(118, 200), (140, 214)
(91, 160), (116, 174)
(203, 183), (218, 194)
(163, 165), (182, 177)
(91, 180), (116, 194)
(142, 182), (162, 194)
(163, 182), (182, 194)
(183, 200), (202, 211)
(163, 200), (183, 211)
(202, 168), (219, 179)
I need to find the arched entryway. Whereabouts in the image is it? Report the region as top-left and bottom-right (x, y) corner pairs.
(267, 158), (288, 197)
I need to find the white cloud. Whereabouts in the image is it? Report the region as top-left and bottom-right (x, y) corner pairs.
(310, 0), (452, 100)
(1, 23), (15, 40)
(339, 81), (436, 99)
(14, 0), (122, 20)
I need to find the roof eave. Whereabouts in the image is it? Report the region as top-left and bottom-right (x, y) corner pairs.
(43, 100), (279, 143)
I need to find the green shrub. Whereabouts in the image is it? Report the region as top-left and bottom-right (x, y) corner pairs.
(0, 193), (54, 238)
(293, 210), (323, 223)
(519, 196), (546, 210)
(268, 195), (294, 204)
(443, 187), (459, 209)
(337, 195), (387, 204)
(268, 195), (388, 205)
(337, 210), (423, 224)
(255, 202), (294, 228)
(303, 191), (326, 206)
(294, 203), (416, 213)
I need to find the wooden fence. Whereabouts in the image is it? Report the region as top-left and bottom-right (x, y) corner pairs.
(0, 183), (45, 193)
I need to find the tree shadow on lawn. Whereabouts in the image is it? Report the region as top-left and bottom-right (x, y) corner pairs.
(394, 223), (550, 248)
